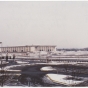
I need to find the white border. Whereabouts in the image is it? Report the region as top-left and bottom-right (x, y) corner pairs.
(0, 0), (88, 1)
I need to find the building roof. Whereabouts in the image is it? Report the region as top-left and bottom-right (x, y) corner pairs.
(0, 45), (56, 48)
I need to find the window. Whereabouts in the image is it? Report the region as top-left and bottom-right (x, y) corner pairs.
(15, 50), (17, 52)
(21, 50), (23, 52)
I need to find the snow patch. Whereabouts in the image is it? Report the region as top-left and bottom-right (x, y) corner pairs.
(40, 66), (56, 71)
(46, 74), (86, 86)
(16, 61), (29, 64)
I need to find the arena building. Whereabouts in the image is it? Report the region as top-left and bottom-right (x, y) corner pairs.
(0, 45), (56, 53)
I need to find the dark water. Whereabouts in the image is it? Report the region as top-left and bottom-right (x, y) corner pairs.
(0, 64), (65, 87)
(0, 63), (88, 87)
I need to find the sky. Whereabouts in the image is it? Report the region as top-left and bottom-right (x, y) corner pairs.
(0, 1), (88, 48)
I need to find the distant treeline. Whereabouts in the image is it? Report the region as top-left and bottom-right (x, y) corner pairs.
(56, 48), (88, 51)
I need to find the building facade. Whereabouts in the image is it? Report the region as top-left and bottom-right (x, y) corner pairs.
(0, 45), (56, 53)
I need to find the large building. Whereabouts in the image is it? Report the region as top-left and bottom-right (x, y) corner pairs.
(0, 45), (56, 53)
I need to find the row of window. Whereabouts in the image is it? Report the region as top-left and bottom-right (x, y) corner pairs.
(39, 49), (51, 51)
(2, 50), (25, 52)
(1, 49), (52, 52)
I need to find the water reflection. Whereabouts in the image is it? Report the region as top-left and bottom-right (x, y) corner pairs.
(18, 74), (63, 87)
(19, 74), (44, 86)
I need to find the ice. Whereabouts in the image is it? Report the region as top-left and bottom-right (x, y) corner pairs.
(4, 64), (30, 70)
(40, 66), (56, 71)
(46, 74), (86, 86)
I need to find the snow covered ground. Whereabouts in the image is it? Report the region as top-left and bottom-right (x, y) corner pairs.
(52, 51), (88, 56)
(2, 64), (30, 71)
(4, 85), (28, 87)
(16, 61), (29, 64)
(40, 66), (56, 71)
(1, 51), (88, 60)
(46, 74), (87, 86)
(49, 61), (77, 64)
(0, 61), (8, 64)
(51, 57), (88, 61)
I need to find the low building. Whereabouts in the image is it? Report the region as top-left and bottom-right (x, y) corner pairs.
(0, 45), (56, 53)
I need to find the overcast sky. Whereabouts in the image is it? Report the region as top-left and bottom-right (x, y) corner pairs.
(0, 1), (88, 48)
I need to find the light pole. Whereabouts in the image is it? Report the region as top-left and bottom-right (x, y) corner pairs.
(0, 42), (2, 70)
